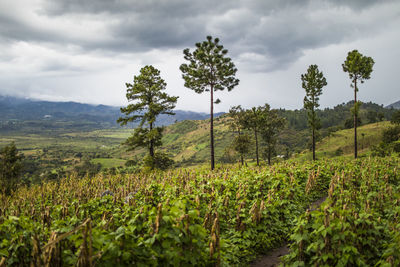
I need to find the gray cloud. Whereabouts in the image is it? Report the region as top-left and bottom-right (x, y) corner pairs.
(1, 0), (397, 70)
(0, 0), (399, 110)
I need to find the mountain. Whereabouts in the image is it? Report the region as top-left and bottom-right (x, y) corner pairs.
(386, 100), (400, 109)
(0, 96), (223, 129)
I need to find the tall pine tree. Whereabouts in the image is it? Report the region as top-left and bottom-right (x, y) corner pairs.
(342, 50), (374, 158)
(301, 64), (327, 161)
(180, 36), (239, 170)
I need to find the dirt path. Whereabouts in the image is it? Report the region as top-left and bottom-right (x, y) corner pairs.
(250, 196), (327, 267)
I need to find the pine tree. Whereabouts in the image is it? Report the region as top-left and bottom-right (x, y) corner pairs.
(180, 36), (239, 170)
(301, 64), (327, 161)
(342, 50), (374, 158)
(117, 65), (178, 169)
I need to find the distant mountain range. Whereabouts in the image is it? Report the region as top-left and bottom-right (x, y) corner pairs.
(386, 100), (400, 109)
(1, 95), (398, 130)
(0, 95), (223, 127)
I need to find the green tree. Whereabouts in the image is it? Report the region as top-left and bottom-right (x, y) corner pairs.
(382, 125), (400, 144)
(232, 135), (251, 166)
(259, 105), (286, 165)
(0, 142), (23, 195)
(344, 116), (362, 129)
(367, 110), (378, 123)
(228, 105), (250, 165)
(391, 110), (400, 125)
(342, 50), (374, 158)
(117, 65), (178, 169)
(143, 152), (175, 170)
(377, 112), (385, 122)
(180, 36), (239, 170)
(242, 107), (264, 166)
(301, 64), (327, 161)
(228, 105), (246, 135)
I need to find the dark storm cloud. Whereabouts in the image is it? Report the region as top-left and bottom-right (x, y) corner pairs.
(0, 14), (50, 44)
(0, 0), (398, 72)
(43, 0), (233, 16)
(0, 0), (398, 111)
(40, 0), (234, 52)
(326, 0), (386, 9)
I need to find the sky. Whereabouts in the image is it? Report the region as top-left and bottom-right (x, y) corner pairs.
(0, 0), (399, 113)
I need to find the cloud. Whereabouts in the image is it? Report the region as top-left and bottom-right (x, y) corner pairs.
(0, 0), (399, 111)
(1, 0), (398, 70)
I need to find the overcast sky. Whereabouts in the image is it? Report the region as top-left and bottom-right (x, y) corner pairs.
(0, 0), (399, 112)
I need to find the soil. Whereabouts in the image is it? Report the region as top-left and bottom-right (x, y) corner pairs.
(251, 245), (289, 267)
(250, 196), (327, 267)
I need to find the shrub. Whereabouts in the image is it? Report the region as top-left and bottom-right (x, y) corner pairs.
(143, 152), (174, 170)
(382, 125), (400, 144)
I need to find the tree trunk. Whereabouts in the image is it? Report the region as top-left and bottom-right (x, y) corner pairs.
(254, 128), (259, 166)
(311, 99), (316, 161)
(267, 146), (271, 166)
(149, 122), (154, 158)
(312, 127), (316, 161)
(149, 122), (155, 166)
(210, 86), (215, 170)
(238, 129), (243, 166)
(354, 79), (357, 159)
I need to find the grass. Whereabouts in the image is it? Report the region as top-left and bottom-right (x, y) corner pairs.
(158, 115), (234, 163)
(91, 158), (126, 168)
(296, 121), (390, 161)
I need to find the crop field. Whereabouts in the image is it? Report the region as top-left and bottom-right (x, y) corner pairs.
(283, 156), (400, 266)
(0, 130), (128, 153)
(0, 156), (398, 266)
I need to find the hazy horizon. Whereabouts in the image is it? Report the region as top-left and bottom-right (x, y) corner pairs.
(1, 93), (396, 114)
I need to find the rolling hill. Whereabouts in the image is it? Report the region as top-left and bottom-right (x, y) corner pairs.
(0, 96), (398, 180)
(295, 121), (392, 161)
(0, 95), (223, 132)
(122, 117), (393, 166)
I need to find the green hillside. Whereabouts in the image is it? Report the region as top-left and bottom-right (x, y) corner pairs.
(296, 121), (391, 160)
(1, 99), (397, 186)
(107, 118), (395, 172)
(160, 116), (233, 164)
(0, 115), (393, 178)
